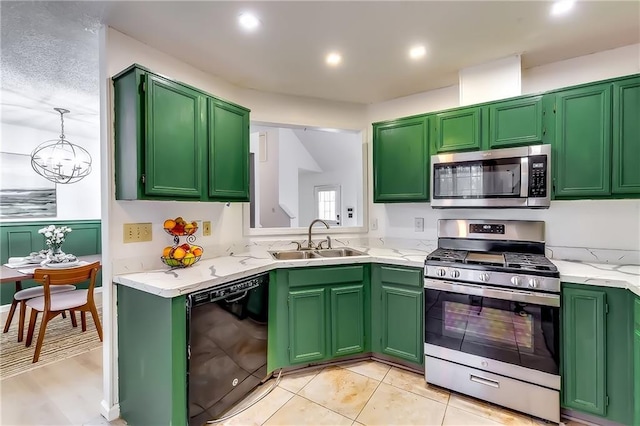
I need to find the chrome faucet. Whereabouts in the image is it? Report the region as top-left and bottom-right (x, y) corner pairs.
(307, 219), (330, 249)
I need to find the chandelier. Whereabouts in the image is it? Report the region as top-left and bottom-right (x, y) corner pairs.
(30, 108), (92, 184)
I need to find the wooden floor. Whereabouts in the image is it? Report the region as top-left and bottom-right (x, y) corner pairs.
(0, 347), (123, 425)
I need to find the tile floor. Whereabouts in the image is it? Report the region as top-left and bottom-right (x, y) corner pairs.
(213, 359), (585, 426)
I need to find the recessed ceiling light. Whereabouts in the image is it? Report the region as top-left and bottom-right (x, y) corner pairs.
(326, 52), (342, 66)
(409, 45), (426, 60)
(238, 12), (260, 31)
(551, 0), (575, 16)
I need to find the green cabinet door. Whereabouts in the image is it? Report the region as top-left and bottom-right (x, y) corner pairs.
(145, 73), (206, 198)
(208, 99), (250, 201)
(433, 107), (481, 152)
(371, 265), (423, 365)
(373, 116), (429, 202)
(562, 286), (607, 416)
(612, 77), (640, 194)
(330, 284), (365, 357)
(288, 287), (327, 364)
(554, 84), (612, 198)
(635, 297), (640, 424)
(488, 96), (543, 148)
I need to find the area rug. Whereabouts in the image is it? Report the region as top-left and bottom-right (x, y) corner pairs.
(0, 306), (102, 380)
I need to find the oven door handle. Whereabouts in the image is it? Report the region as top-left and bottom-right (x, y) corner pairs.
(424, 278), (560, 307)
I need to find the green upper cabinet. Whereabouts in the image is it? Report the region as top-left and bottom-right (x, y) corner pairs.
(373, 116), (429, 202)
(488, 96), (544, 149)
(145, 73), (206, 198)
(113, 64), (250, 202)
(553, 83), (612, 198)
(207, 99), (250, 200)
(433, 107), (481, 153)
(371, 265), (423, 365)
(612, 77), (640, 194)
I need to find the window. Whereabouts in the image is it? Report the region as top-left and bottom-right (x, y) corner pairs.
(315, 185), (341, 226)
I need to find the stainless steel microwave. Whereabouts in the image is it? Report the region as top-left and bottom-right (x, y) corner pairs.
(430, 144), (550, 208)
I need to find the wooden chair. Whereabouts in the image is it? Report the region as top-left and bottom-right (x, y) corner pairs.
(25, 262), (103, 363)
(3, 285), (76, 342)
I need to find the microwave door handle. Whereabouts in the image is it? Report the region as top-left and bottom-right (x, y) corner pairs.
(520, 157), (529, 197)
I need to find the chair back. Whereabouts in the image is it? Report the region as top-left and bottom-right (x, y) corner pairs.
(33, 262), (100, 311)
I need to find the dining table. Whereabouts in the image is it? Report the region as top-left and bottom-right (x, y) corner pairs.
(0, 254), (102, 291)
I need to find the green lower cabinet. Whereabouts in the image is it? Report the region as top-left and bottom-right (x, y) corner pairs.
(561, 283), (636, 425)
(635, 296), (640, 424)
(371, 265), (423, 365)
(117, 285), (187, 426)
(330, 285), (365, 357)
(268, 265), (369, 370)
(562, 286), (607, 415)
(288, 287), (327, 363)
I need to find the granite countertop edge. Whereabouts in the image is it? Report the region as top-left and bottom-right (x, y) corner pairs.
(112, 247), (640, 298)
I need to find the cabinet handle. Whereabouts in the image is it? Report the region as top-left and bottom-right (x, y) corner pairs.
(470, 374), (500, 388)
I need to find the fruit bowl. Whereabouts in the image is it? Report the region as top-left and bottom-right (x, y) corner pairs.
(163, 217), (198, 237)
(161, 243), (204, 269)
(161, 254), (202, 268)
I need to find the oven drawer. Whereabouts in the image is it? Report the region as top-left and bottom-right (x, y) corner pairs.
(425, 355), (560, 423)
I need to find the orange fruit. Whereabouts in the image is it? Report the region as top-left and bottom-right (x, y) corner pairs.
(162, 246), (173, 257)
(182, 252), (196, 266)
(192, 247), (203, 257)
(163, 219), (176, 230)
(172, 247), (187, 260)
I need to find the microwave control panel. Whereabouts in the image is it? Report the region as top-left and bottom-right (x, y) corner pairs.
(528, 155), (548, 198)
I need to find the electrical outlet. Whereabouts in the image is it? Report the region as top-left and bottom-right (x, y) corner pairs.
(371, 218), (378, 231)
(414, 217), (424, 232)
(203, 221), (211, 236)
(123, 223), (153, 243)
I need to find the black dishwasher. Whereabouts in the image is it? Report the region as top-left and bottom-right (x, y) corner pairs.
(187, 273), (269, 426)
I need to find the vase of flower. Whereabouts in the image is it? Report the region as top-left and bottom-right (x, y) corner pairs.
(38, 225), (72, 261)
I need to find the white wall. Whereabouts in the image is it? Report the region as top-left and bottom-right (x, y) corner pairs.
(257, 129), (289, 228)
(367, 43), (640, 252)
(298, 168), (361, 227)
(0, 116), (101, 221)
(278, 128), (322, 227)
(105, 27), (369, 264)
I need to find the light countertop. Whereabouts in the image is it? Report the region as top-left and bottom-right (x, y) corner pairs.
(112, 245), (640, 298)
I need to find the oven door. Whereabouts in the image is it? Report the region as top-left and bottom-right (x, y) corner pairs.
(424, 278), (560, 385)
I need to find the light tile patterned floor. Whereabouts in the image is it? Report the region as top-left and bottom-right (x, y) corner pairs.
(213, 359), (583, 426)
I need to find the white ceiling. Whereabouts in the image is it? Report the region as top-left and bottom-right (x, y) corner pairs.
(101, 0), (640, 104)
(1, 0), (639, 116)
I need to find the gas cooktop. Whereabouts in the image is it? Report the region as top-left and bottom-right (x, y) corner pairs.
(424, 219), (560, 293)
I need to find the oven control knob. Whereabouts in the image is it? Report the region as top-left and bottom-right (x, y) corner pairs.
(450, 269), (460, 279)
(479, 273), (490, 282)
(436, 268), (446, 277)
(511, 276), (522, 286)
(528, 278), (539, 288)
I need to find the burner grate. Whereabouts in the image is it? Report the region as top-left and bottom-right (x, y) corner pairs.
(427, 248), (467, 263)
(504, 253), (557, 272)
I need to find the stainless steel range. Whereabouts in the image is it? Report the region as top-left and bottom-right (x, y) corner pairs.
(423, 219), (560, 423)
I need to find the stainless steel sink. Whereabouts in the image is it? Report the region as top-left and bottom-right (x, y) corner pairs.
(269, 247), (366, 260)
(269, 250), (320, 260)
(314, 248), (367, 257)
